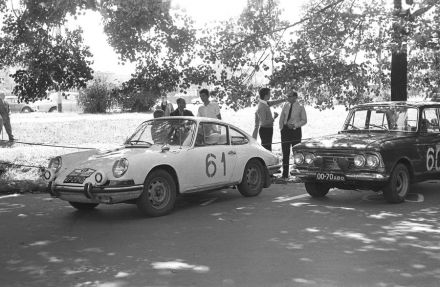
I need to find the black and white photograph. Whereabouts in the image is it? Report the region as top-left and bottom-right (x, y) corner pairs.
(1, 0), (440, 286)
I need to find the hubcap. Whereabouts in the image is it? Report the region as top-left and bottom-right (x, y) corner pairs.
(147, 178), (170, 209)
(395, 170), (408, 197)
(246, 165), (261, 189)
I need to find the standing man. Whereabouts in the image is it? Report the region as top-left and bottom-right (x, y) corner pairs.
(170, 98), (194, 116)
(279, 91), (307, 179)
(0, 92), (14, 142)
(160, 95), (174, 116)
(252, 88), (286, 151)
(197, 89), (221, 119)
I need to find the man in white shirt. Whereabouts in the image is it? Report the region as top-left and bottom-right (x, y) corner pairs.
(197, 89), (221, 120)
(278, 91), (307, 179)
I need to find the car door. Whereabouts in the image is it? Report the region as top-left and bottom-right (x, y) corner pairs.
(180, 122), (238, 192)
(416, 107), (440, 180)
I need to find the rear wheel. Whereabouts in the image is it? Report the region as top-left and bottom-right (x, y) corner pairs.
(21, 107), (32, 113)
(383, 163), (410, 203)
(137, 169), (177, 217)
(238, 159), (264, 197)
(69, 202), (99, 210)
(305, 182), (330, 197)
(48, 106), (57, 112)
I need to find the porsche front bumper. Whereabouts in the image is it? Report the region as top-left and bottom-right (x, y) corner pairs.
(48, 182), (144, 204)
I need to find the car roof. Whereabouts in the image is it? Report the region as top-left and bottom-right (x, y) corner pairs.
(355, 101), (440, 108)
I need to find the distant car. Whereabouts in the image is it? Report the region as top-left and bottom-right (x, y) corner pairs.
(4, 96), (38, 113)
(35, 92), (81, 112)
(291, 101), (440, 203)
(191, 98), (202, 105)
(44, 117), (281, 216)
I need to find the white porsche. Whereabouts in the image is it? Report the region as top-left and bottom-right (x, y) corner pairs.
(44, 117), (281, 217)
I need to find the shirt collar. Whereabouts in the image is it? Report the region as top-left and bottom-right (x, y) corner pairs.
(259, 99), (268, 105)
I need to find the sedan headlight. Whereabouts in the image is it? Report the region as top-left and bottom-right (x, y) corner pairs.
(304, 153), (315, 165)
(293, 153), (305, 165)
(48, 156), (62, 173)
(366, 155), (380, 168)
(112, 158), (129, 178)
(354, 155), (365, 167)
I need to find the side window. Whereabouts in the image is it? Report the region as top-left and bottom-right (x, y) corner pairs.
(230, 127), (249, 145)
(195, 123), (228, 146)
(421, 108), (440, 133)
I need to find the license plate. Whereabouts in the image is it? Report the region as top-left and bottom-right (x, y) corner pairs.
(316, 172), (345, 182)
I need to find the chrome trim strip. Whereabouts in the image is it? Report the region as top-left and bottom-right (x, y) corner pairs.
(55, 184), (144, 193)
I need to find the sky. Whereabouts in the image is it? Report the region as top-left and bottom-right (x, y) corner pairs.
(71, 0), (311, 77)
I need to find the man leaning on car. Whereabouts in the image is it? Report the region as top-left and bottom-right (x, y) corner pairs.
(279, 91), (307, 179)
(0, 92), (14, 142)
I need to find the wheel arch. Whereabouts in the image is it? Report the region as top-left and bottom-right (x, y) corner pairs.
(148, 165), (180, 194)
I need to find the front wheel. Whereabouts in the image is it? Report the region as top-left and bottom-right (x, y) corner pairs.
(238, 159), (264, 197)
(137, 169), (177, 217)
(383, 163), (410, 203)
(21, 107), (32, 113)
(69, 202), (99, 210)
(48, 106), (57, 112)
(305, 182), (330, 197)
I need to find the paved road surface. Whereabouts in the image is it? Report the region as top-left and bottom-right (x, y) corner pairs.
(1, 182), (440, 287)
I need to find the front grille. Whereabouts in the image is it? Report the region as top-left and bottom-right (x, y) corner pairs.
(322, 156), (355, 171)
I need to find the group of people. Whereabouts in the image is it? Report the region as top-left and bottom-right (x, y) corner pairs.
(154, 88), (222, 120)
(253, 88), (307, 180)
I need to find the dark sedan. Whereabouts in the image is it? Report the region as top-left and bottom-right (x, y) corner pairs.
(291, 101), (440, 203)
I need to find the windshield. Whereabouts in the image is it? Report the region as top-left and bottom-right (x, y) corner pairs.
(344, 106), (419, 132)
(125, 119), (197, 147)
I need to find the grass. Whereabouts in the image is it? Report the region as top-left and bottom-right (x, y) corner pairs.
(0, 104), (347, 193)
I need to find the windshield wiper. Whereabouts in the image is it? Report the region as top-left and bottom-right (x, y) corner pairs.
(368, 124), (389, 131)
(127, 140), (153, 147)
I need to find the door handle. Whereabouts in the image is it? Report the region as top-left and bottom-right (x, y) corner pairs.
(228, 150), (236, 155)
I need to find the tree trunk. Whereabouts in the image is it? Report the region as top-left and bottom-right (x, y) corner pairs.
(391, 0), (408, 101)
(391, 51), (407, 101)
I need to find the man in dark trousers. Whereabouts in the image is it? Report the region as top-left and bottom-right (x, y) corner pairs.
(279, 91), (307, 179)
(0, 92), (14, 142)
(170, 98), (194, 116)
(252, 88), (286, 151)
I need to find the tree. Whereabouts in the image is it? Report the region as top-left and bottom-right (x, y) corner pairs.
(0, 0), (96, 102)
(391, 0), (439, 101)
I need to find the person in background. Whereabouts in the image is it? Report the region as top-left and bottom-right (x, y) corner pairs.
(170, 98), (194, 116)
(279, 91), (307, 179)
(160, 95), (174, 116)
(252, 88), (286, 151)
(197, 89), (221, 119)
(0, 92), (14, 142)
(153, 109), (164, 118)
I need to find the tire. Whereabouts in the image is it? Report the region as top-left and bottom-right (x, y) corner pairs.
(383, 163), (410, 203)
(238, 159), (264, 197)
(48, 106), (57, 112)
(69, 202), (99, 210)
(137, 169), (177, 217)
(21, 107), (32, 113)
(305, 182), (330, 197)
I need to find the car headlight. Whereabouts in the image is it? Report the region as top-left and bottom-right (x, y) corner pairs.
(293, 153), (305, 165)
(354, 155), (365, 167)
(48, 156), (62, 173)
(366, 155), (380, 168)
(112, 158), (129, 178)
(304, 153), (315, 165)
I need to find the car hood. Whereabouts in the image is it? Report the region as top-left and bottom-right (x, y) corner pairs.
(296, 132), (414, 151)
(62, 145), (180, 170)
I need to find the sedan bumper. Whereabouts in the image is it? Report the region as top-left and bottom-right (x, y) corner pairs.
(48, 182), (144, 204)
(291, 169), (389, 182)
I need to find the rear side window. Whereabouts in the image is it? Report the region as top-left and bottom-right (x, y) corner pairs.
(230, 127), (249, 145)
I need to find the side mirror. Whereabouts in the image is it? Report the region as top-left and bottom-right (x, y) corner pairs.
(161, 145), (170, 152)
